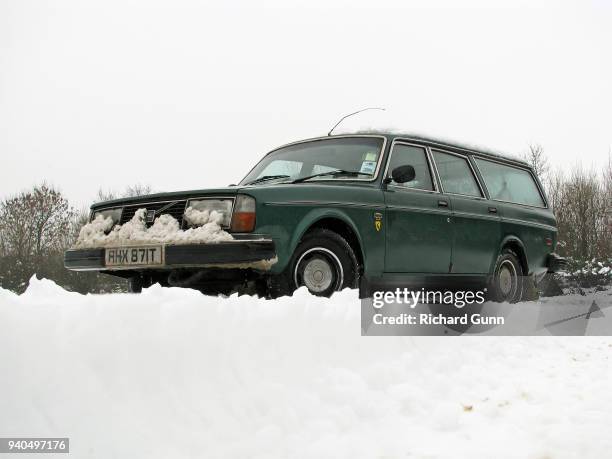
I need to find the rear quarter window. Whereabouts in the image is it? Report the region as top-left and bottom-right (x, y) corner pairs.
(474, 158), (545, 207)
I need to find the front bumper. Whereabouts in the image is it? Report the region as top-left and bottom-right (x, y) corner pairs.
(64, 239), (276, 272)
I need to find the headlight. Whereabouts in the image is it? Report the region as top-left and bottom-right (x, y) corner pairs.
(230, 195), (256, 232)
(92, 208), (122, 224)
(186, 199), (233, 227)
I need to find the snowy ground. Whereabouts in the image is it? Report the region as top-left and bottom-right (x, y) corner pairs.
(1, 279), (612, 459)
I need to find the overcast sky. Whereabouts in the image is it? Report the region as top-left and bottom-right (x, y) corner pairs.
(1, 0), (610, 206)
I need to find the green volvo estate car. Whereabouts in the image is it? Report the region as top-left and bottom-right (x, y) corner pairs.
(65, 133), (566, 301)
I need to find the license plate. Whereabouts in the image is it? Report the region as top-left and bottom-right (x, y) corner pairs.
(105, 246), (164, 268)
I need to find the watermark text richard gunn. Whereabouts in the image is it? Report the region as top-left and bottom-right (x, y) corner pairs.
(361, 286), (612, 336)
(370, 288), (497, 327)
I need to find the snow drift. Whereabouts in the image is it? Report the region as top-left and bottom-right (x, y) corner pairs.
(1, 279), (612, 459)
(75, 207), (233, 248)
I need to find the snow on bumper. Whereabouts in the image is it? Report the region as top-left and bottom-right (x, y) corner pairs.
(64, 239), (277, 272)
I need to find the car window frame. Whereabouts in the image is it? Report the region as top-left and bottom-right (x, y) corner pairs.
(472, 156), (549, 209)
(239, 134), (388, 185)
(382, 140), (440, 194)
(430, 148), (485, 199)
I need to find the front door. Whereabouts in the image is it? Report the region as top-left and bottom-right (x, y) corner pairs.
(384, 142), (452, 273)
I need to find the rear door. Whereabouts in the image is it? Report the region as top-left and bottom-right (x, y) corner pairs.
(383, 142), (452, 273)
(473, 157), (554, 275)
(431, 149), (501, 274)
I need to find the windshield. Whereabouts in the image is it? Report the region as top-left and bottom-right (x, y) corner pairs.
(240, 137), (385, 185)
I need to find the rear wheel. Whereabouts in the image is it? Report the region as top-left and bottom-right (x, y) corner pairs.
(490, 249), (524, 303)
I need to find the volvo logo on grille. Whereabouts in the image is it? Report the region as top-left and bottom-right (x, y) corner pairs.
(145, 209), (156, 223)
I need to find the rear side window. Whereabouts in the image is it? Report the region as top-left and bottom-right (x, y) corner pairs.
(387, 144), (434, 191)
(474, 158), (545, 207)
(432, 150), (482, 197)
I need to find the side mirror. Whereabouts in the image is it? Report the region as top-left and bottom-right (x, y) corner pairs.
(390, 165), (416, 184)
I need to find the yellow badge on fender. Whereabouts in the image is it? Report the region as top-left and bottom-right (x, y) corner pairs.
(374, 212), (383, 232)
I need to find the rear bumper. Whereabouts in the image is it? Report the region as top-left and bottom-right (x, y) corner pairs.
(64, 239), (276, 272)
(546, 253), (568, 273)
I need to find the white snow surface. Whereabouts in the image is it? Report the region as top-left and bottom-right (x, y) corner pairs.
(75, 207), (233, 248)
(2, 279), (612, 459)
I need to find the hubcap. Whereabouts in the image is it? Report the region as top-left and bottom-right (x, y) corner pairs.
(302, 257), (333, 293)
(498, 260), (517, 298)
(294, 247), (344, 294)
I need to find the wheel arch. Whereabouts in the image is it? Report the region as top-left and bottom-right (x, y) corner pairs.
(498, 235), (529, 276)
(289, 210), (365, 273)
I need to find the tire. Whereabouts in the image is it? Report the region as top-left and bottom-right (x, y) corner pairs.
(489, 249), (524, 303)
(270, 229), (359, 298)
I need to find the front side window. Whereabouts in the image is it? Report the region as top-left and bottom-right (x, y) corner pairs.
(387, 144), (434, 191)
(432, 150), (482, 197)
(240, 137), (384, 185)
(474, 158), (545, 207)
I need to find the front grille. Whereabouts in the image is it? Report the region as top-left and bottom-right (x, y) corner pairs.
(119, 200), (188, 227)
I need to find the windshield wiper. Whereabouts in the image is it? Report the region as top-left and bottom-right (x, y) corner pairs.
(291, 170), (370, 183)
(244, 175), (291, 186)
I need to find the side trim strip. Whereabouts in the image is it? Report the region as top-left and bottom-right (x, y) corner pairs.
(452, 210), (500, 222)
(263, 201), (383, 209)
(502, 217), (557, 232)
(386, 205), (450, 216)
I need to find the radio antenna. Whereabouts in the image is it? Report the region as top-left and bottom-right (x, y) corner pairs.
(327, 107), (386, 136)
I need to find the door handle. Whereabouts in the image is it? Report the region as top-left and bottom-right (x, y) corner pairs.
(438, 200), (449, 208)
(488, 207), (498, 213)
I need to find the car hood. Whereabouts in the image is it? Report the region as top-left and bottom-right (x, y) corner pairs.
(90, 187), (242, 210)
(90, 181), (381, 211)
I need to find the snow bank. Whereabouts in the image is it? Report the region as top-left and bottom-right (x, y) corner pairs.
(74, 207), (233, 248)
(2, 279), (612, 458)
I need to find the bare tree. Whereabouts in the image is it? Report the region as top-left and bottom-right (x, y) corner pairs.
(545, 168), (564, 212)
(96, 188), (118, 203)
(601, 153), (612, 255)
(124, 184), (153, 197)
(0, 184), (75, 260)
(523, 144), (549, 182)
(552, 165), (609, 261)
(0, 184), (76, 292)
(95, 184), (153, 204)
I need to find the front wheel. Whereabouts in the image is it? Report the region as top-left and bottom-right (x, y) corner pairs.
(270, 229), (359, 298)
(489, 249), (524, 303)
